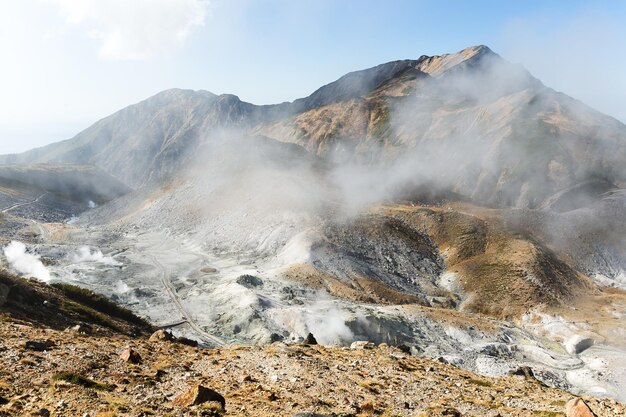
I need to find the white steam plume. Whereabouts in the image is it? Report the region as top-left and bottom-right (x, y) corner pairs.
(69, 246), (121, 266)
(3, 241), (51, 282)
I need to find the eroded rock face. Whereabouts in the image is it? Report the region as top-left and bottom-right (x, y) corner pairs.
(172, 384), (225, 409)
(565, 398), (597, 417)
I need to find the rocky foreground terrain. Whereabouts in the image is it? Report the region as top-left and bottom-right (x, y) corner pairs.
(1, 274), (623, 417)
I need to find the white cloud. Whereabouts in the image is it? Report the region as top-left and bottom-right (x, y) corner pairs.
(47, 0), (210, 60)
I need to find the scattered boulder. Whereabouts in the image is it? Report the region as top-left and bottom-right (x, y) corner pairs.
(293, 413), (337, 417)
(177, 336), (199, 347)
(427, 407), (462, 416)
(240, 374), (256, 383)
(565, 398), (597, 417)
(149, 329), (175, 342)
(65, 323), (92, 334)
(24, 339), (55, 351)
(304, 333), (318, 345)
(359, 401), (376, 413)
(565, 335), (595, 354)
(350, 341), (374, 350)
(269, 333), (284, 343)
(236, 274), (263, 288)
(119, 348), (142, 364)
(172, 384), (225, 410)
(395, 344), (412, 354)
(508, 366), (535, 378)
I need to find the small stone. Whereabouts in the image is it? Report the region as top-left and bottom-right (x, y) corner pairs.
(120, 348), (142, 364)
(359, 401), (375, 413)
(350, 341), (374, 350)
(565, 398), (597, 417)
(171, 385), (225, 410)
(426, 407), (462, 416)
(241, 374), (256, 383)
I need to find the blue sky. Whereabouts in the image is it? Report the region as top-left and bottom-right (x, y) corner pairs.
(1, 0), (625, 153)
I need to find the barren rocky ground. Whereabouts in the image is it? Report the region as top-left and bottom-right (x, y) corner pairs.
(1, 315), (624, 417)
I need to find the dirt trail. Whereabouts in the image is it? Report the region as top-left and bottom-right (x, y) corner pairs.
(1, 192), (48, 213)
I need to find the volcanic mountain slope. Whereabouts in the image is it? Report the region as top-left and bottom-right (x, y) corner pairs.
(1, 273), (624, 417)
(0, 164), (131, 227)
(1, 45), (626, 402)
(2, 45), (625, 208)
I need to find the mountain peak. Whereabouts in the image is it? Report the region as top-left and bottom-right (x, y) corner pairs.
(417, 44), (497, 76)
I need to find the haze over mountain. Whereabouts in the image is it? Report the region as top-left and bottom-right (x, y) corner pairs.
(1, 45), (626, 405)
(3, 46), (625, 206)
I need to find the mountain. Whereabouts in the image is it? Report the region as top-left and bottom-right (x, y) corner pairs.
(2, 45), (624, 209)
(2, 45), (626, 402)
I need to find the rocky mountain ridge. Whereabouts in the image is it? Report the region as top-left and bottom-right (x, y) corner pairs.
(2, 45), (624, 208)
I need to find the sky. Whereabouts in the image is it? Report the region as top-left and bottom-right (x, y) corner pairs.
(0, 0), (625, 154)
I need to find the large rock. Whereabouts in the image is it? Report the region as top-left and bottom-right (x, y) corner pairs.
(565, 398), (597, 417)
(24, 339), (55, 351)
(176, 336), (199, 347)
(304, 333), (318, 345)
(350, 341), (375, 350)
(236, 274), (263, 288)
(119, 348), (142, 364)
(564, 335), (596, 354)
(149, 329), (175, 342)
(172, 384), (225, 410)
